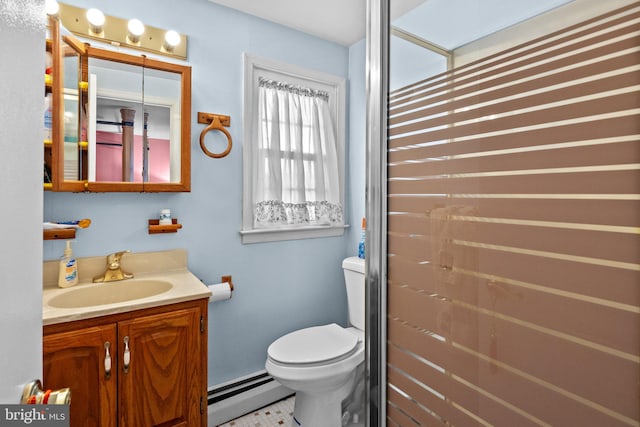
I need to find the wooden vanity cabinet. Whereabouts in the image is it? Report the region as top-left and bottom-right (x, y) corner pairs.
(43, 324), (117, 426)
(43, 299), (208, 427)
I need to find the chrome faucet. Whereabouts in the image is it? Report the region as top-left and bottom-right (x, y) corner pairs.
(93, 250), (134, 283)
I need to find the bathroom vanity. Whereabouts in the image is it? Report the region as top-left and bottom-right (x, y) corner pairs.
(42, 250), (210, 427)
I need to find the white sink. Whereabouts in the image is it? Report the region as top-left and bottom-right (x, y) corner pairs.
(48, 279), (173, 309)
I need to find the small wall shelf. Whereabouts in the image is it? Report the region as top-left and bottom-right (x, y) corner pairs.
(148, 218), (182, 234)
(44, 228), (76, 240)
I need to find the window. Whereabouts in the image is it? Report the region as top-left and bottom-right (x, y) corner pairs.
(241, 54), (347, 244)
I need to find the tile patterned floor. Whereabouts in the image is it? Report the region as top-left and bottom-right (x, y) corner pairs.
(217, 395), (295, 427)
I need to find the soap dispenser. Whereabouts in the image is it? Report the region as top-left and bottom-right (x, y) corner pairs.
(58, 241), (78, 288)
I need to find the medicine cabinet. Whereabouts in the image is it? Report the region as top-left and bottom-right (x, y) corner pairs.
(45, 16), (191, 192)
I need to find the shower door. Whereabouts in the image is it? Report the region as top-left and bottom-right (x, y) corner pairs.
(368, 1), (640, 426)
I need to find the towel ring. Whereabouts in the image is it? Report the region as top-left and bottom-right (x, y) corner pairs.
(198, 112), (232, 158)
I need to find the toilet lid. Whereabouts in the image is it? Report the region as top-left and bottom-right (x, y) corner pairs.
(268, 324), (359, 365)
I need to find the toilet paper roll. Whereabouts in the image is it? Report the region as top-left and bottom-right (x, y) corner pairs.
(207, 282), (232, 302)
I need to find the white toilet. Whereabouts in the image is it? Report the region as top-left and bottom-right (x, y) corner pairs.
(266, 257), (365, 427)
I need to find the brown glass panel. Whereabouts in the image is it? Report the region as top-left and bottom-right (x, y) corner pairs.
(387, 5), (640, 427)
(387, 396), (444, 427)
(388, 367), (486, 427)
(390, 92), (639, 148)
(388, 233), (435, 261)
(387, 263), (639, 355)
(390, 139), (640, 179)
(388, 213), (434, 235)
(389, 114), (640, 163)
(393, 90), (640, 144)
(391, 48), (640, 124)
(388, 169), (640, 195)
(388, 197), (640, 228)
(430, 220), (639, 264)
(389, 345), (542, 427)
(391, 37), (639, 119)
(388, 320), (633, 427)
(389, 284), (639, 418)
(389, 247), (640, 308)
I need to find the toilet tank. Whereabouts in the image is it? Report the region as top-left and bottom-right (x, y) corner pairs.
(342, 257), (365, 330)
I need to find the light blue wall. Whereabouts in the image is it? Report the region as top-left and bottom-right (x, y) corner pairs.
(44, 0), (366, 386)
(347, 39), (367, 256)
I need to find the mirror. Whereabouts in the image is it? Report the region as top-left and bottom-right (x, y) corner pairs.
(88, 57), (143, 183)
(48, 22), (191, 192)
(84, 47), (191, 192)
(90, 63), (182, 184)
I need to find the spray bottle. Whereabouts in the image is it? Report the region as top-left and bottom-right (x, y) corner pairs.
(358, 217), (366, 259)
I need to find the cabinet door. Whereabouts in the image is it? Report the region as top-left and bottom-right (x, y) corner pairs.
(43, 324), (118, 427)
(118, 307), (202, 427)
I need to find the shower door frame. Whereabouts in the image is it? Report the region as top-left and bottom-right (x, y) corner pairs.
(364, 0), (388, 425)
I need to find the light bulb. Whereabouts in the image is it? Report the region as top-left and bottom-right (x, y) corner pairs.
(127, 19), (145, 43)
(86, 8), (105, 34)
(45, 0), (59, 16)
(164, 30), (181, 51)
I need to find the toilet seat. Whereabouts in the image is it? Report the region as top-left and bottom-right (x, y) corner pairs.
(268, 323), (359, 366)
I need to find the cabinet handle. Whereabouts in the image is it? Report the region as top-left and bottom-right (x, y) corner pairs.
(104, 341), (112, 380)
(123, 336), (130, 374)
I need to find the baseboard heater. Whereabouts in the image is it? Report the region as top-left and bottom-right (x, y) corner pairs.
(207, 371), (293, 426)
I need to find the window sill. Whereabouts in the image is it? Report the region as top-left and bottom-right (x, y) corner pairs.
(240, 224), (349, 244)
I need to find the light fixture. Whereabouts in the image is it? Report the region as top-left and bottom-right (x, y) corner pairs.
(45, 0), (59, 16)
(127, 18), (145, 43)
(163, 30), (181, 52)
(86, 8), (105, 34)
(57, 3), (187, 59)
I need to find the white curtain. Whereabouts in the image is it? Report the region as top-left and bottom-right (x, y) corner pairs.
(253, 78), (343, 228)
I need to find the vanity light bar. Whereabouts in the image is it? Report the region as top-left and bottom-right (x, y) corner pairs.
(57, 2), (187, 60)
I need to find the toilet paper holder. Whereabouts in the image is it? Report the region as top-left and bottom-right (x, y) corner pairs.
(221, 275), (234, 292)
(207, 275), (234, 303)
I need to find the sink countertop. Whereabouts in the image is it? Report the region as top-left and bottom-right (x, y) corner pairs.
(43, 249), (211, 326)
